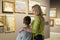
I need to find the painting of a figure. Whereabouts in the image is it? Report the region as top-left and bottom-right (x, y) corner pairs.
(5, 15), (16, 32)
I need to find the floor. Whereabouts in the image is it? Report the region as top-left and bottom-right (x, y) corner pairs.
(45, 32), (60, 40)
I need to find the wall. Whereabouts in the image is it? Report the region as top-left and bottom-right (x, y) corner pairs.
(0, 0), (50, 40)
(50, 0), (60, 33)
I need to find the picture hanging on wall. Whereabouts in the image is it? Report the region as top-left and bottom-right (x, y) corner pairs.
(28, 0), (47, 15)
(0, 27), (4, 33)
(28, 1), (40, 15)
(2, 1), (14, 13)
(0, 15), (6, 33)
(41, 6), (47, 15)
(5, 15), (16, 32)
(55, 18), (60, 26)
(0, 15), (6, 27)
(50, 8), (57, 18)
(14, 0), (27, 13)
(50, 19), (54, 27)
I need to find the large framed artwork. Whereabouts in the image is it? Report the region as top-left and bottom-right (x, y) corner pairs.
(28, 0), (47, 15)
(50, 19), (54, 27)
(55, 18), (60, 26)
(28, 1), (40, 15)
(50, 8), (57, 18)
(14, 0), (27, 13)
(5, 15), (16, 32)
(2, 1), (14, 13)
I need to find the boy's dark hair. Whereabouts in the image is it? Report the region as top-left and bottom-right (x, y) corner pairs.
(23, 16), (31, 25)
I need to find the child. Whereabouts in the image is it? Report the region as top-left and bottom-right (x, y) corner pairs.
(16, 16), (32, 40)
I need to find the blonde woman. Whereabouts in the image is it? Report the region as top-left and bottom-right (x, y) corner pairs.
(31, 4), (45, 40)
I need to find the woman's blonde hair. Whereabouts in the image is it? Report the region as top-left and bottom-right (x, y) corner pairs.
(32, 4), (44, 19)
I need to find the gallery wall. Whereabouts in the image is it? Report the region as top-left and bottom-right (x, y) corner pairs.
(50, 0), (60, 32)
(0, 0), (50, 40)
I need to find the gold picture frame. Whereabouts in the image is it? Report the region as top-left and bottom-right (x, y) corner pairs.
(0, 15), (6, 26)
(41, 6), (47, 15)
(5, 15), (16, 32)
(50, 8), (57, 18)
(28, 0), (47, 15)
(50, 19), (54, 27)
(28, 0), (40, 15)
(14, 0), (26, 13)
(2, 1), (14, 13)
(55, 18), (60, 26)
(0, 15), (6, 33)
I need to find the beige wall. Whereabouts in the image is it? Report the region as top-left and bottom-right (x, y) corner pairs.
(0, 0), (50, 40)
(50, 0), (60, 33)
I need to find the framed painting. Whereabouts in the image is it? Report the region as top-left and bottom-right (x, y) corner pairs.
(28, 1), (40, 15)
(14, 0), (27, 13)
(50, 19), (54, 27)
(0, 15), (6, 26)
(50, 8), (57, 18)
(28, 0), (47, 15)
(0, 26), (4, 33)
(55, 18), (60, 26)
(0, 15), (6, 33)
(5, 15), (16, 32)
(2, 1), (14, 13)
(41, 6), (47, 15)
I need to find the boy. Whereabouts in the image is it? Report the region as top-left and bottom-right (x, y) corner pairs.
(16, 16), (32, 40)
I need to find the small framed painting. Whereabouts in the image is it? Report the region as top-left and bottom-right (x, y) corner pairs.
(55, 18), (60, 26)
(2, 1), (14, 13)
(0, 26), (4, 33)
(5, 15), (16, 32)
(41, 6), (47, 15)
(50, 8), (57, 18)
(0, 15), (6, 26)
(50, 19), (54, 27)
(0, 15), (6, 33)
(14, 0), (26, 13)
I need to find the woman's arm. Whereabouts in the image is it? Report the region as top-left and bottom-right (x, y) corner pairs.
(31, 16), (40, 33)
(25, 28), (32, 33)
(19, 27), (24, 32)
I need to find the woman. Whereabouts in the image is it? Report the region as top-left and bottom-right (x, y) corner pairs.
(31, 4), (45, 40)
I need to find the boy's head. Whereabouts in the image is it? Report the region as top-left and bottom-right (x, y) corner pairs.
(23, 16), (31, 25)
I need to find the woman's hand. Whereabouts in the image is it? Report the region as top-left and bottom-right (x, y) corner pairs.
(19, 27), (24, 32)
(25, 28), (32, 33)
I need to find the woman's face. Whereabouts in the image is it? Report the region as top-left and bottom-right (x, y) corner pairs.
(32, 8), (36, 15)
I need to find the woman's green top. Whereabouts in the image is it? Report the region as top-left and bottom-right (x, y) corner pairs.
(31, 16), (44, 36)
